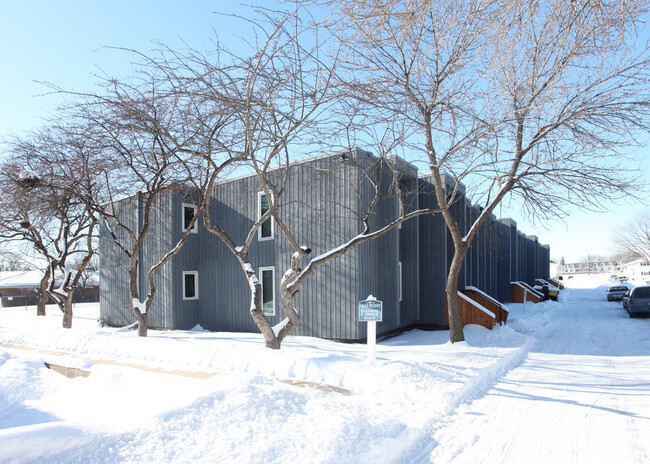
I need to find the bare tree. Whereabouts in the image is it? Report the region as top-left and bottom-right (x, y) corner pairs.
(613, 209), (650, 264)
(133, 6), (439, 349)
(71, 252), (99, 301)
(0, 126), (98, 325)
(0, 162), (51, 316)
(189, 8), (340, 349)
(323, 0), (650, 342)
(66, 70), (231, 337)
(0, 243), (33, 271)
(276, 150), (438, 346)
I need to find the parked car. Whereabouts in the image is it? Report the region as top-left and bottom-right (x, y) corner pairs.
(624, 286), (650, 318)
(607, 285), (629, 301)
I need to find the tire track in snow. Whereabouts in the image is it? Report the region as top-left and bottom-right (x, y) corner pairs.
(399, 329), (537, 463)
(410, 287), (650, 463)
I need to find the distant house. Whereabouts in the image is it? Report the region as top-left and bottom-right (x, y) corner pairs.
(0, 270), (99, 308)
(0, 271), (42, 307)
(549, 262), (564, 279)
(622, 258), (650, 283)
(99, 148), (550, 340)
(563, 260), (622, 275)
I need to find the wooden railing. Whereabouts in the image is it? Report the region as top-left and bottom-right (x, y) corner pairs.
(445, 291), (496, 330)
(463, 287), (509, 325)
(510, 282), (544, 303)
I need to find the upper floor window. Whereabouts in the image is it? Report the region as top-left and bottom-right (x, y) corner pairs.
(258, 192), (274, 240)
(182, 203), (198, 234)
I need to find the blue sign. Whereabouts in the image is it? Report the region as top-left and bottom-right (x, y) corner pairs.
(359, 299), (383, 322)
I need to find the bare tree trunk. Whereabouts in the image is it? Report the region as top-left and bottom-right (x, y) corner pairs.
(446, 247), (468, 343)
(243, 261), (280, 349)
(51, 291), (74, 329)
(61, 295), (73, 329)
(275, 249), (308, 346)
(129, 261), (148, 337)
(136, 311), (148, 337)
(37, 267), (50, 316)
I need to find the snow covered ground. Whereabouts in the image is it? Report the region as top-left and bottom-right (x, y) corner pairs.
(0, 273), (648, 463)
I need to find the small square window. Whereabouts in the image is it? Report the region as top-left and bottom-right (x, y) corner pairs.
(183, 271), (199, 300)
(182, 203), (198, 234)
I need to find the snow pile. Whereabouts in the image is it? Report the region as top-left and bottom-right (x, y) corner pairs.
(1, 273), (649, 463)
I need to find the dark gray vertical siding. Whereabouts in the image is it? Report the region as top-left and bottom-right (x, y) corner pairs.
(99, 195), (139, 326)
(474, 205), (487, 291)
(524, 235), (536, 284)
(202, 175), (264, 334)
(484, 216), (493, 295)
(477, 214), (487, 291)
(521, 233), (528, 282)
(496, 219), (512, 301)
(170, 192), (201, 330)
(100, 192), (177, 328)
(202, 153), (366, 340)
(362, 156), (399, 336)
(488, 216), (499, 297)
(508, 221), (518, 283)
(399, 173), (420, 326)
(539, 244), (550, 279)
(516, 231), (524, 282)
(100, 150), (551, 338)
(139, 192), (175, 329)
(417, 177), (447, 325)
(473, 205), (482, 289)
(515, 232), (521, 281)
(467, 203), (476, 288)
(292, 155), (362, 340)
(450, 187), (466, 290)
(198, 198), (219, 330)
(528, 236), (536, 283)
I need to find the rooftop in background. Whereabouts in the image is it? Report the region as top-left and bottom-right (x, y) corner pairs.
(0, 270), (99, 288)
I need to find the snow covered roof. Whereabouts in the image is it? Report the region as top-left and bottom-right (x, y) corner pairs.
(0, 270), (99, 288)
(0, 271), (44, 288)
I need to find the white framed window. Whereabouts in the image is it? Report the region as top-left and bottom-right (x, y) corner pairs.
(182, 203), (198, 234)
(257, 192), (274, 240)
(183, 271), (199, 300)
(398, 261), (403, 301)
(260, 266), (275, 316)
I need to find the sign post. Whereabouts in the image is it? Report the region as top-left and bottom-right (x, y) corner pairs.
(359, 296), (382, 362)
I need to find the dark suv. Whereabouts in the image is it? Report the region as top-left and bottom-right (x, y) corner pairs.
(624, 286), (650, 318)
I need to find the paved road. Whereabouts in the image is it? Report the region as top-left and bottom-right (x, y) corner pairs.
(423, 287), (650, 463)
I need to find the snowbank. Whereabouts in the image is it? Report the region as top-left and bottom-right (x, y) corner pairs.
(1, 274), (649, 463)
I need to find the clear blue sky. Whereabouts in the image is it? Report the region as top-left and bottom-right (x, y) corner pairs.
(1, 1), (647, 263)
